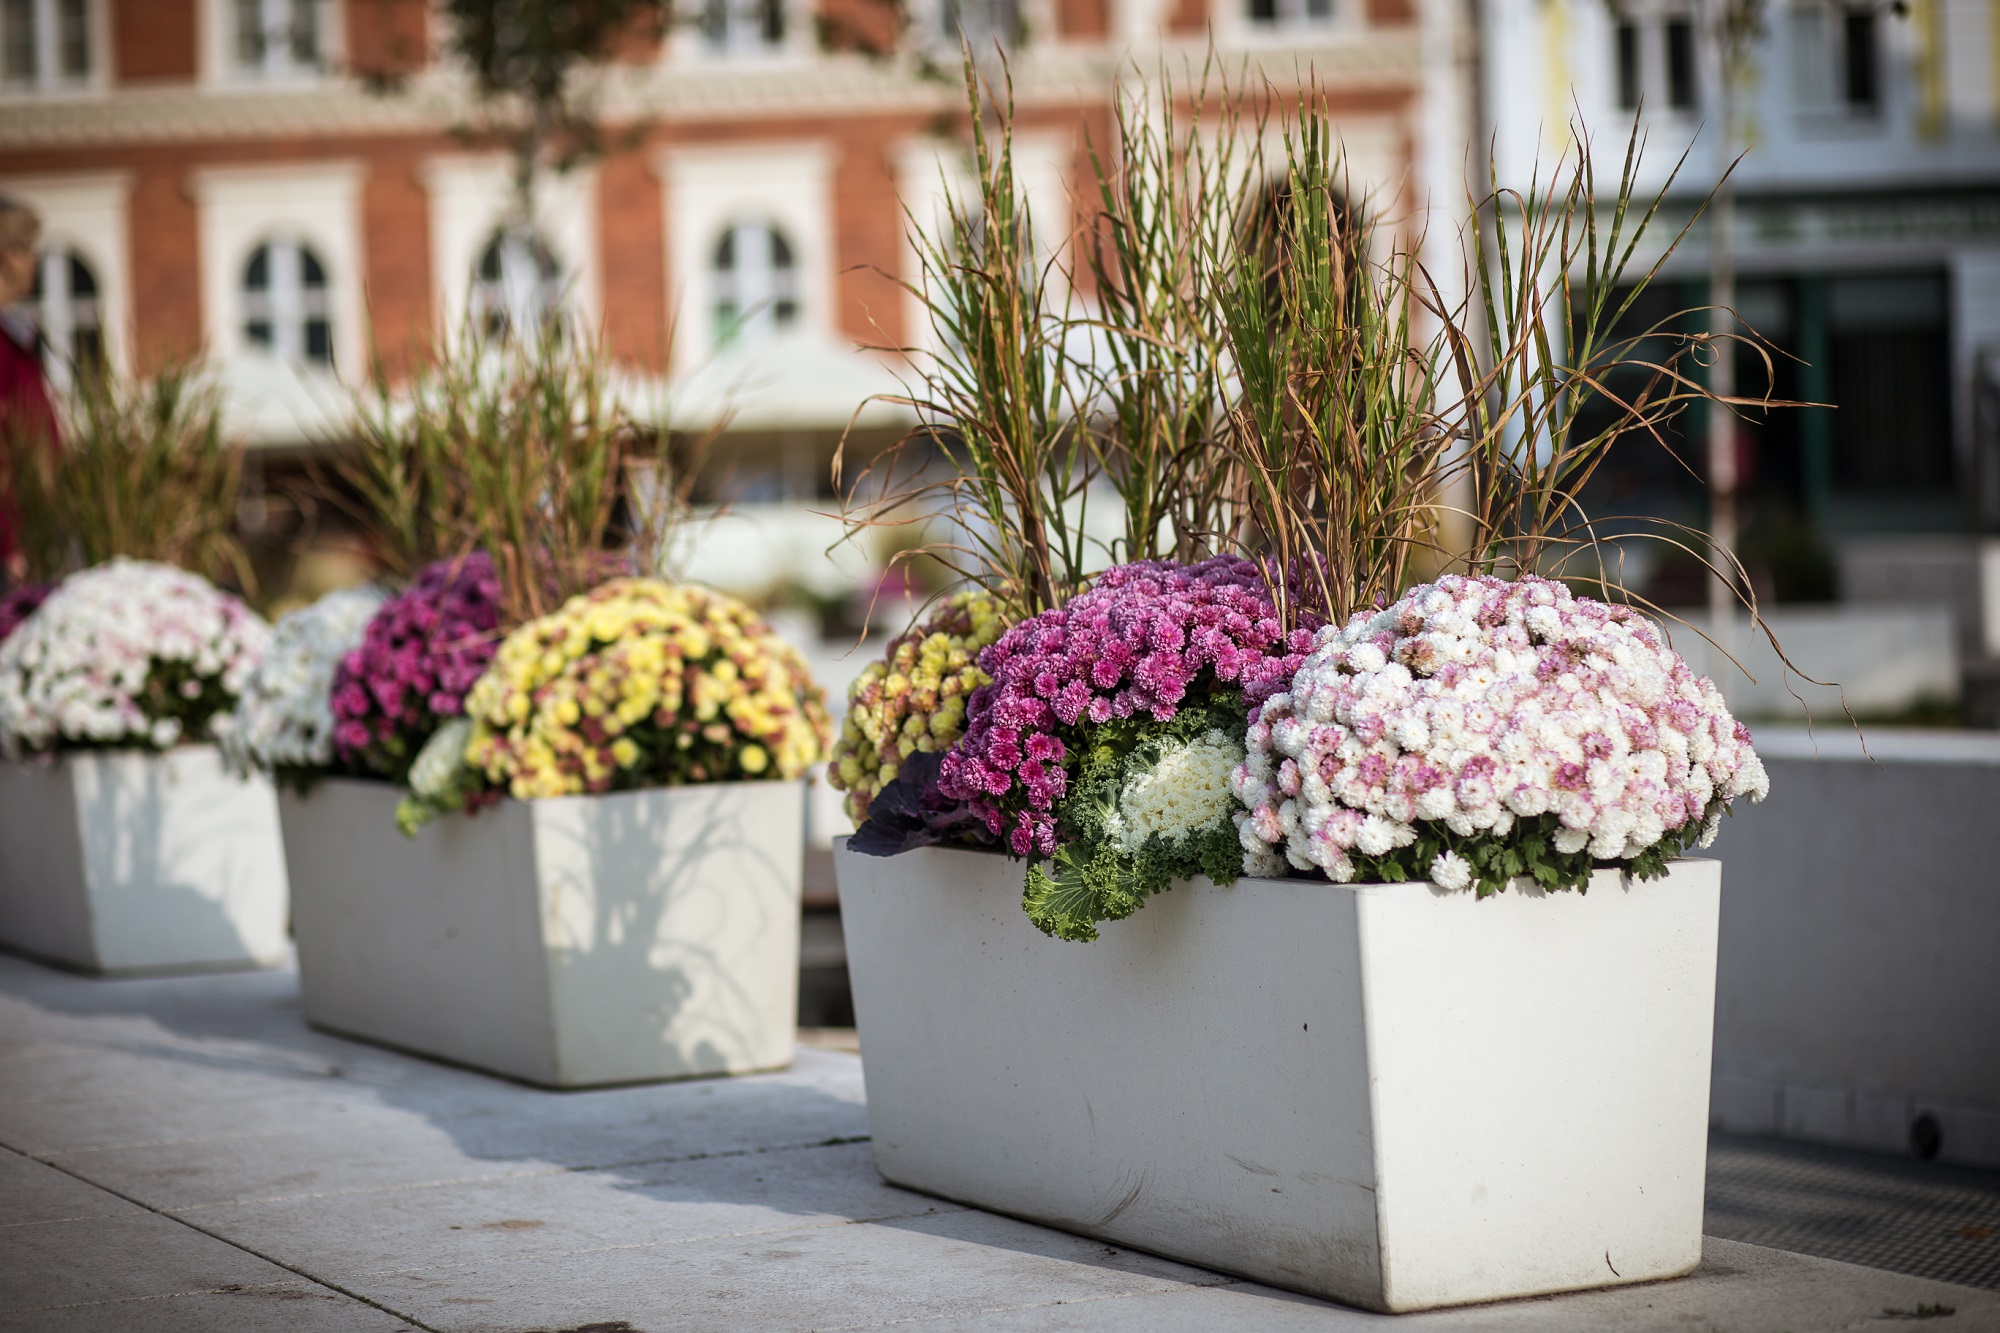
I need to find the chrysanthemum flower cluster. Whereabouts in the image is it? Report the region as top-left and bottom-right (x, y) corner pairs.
(0, 558), (268, 756)
(463, 578), (831, 801)
(220, 586), (388, 788)
(939, 556), (1316, 859)
(1233, 573), (1770, 895)
(829, 590), (1004, 825)
(0, 583), (52, 645)
(330, 553), (502, 784)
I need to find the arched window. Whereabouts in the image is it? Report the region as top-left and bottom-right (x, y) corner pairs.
(712, 219), (798, 347)
(470, 228), (563, 340)
(232, 0), (324, 78)
(242, 238), (333, 366)
(940, 0), (1021, 47)
(700, 0), (784, 55)
(29, 247), (104, 393)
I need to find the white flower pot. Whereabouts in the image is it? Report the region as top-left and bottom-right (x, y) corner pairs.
(281, 778), (805, 1088)
(835, 842), (1721, 1313)
(0, 746), (289, 974)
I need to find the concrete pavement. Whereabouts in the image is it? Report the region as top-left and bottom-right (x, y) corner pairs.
(0, 953), (1994, 1333)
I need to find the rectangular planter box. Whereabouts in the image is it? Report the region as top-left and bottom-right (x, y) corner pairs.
(835, 842), (1721, 1313)
(0, 746), (289, 974)
(282, 778), (804, 1088)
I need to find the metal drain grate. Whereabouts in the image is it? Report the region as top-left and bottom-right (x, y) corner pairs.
(1705, 1132), (2000, 1291)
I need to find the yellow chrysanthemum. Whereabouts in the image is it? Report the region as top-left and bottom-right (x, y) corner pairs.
(465, 579), (831, 800)
(826, 590), (1007, 825)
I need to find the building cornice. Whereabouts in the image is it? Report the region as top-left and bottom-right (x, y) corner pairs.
(0, 37), (1424, 151)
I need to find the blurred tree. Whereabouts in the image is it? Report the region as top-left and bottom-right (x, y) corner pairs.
(441, 1), (672, 221)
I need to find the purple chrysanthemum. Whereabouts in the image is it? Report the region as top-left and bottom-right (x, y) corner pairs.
(329, 553), (503, 783)
(938, 556), (1318, 858)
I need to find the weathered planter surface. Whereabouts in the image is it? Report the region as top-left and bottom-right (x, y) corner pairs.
(283, 778), (804, 1088)
(835, 841), (1721, 1314)
(0, 746), (289, 974)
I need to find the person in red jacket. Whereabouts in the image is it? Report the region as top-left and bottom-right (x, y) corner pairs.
(0, 195), (59, 585)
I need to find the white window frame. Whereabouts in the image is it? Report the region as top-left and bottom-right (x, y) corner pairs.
(1605, 2), (1702, 121)
(658, 142), (834, 371)
(1787, 1), (1888, 125)
(240, 236), (336, 366)
(420, 155), (601, 341)
(469, 225), (566, 340)
(1213, 0), (1353, 47)
(0, 0), (106, 97)
(668, 0), (810, 64)
(0, 172), (129, 378)
(710, 217), (801, 347)
(189, 162), (365, 375)
(201, 0), (342, 86)
(31, 246), (103, 392)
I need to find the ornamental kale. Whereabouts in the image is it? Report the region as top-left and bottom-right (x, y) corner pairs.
(1022, 694), (1248, 942)
(938, 556), (1317, 941)
(330, 552), (503, 784)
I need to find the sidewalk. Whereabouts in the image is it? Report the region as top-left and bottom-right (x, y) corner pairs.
(1, 952), (1994, 1333)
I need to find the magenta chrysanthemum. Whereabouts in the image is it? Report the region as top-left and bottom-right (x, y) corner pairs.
(0, 582), (53, 645)
(938, 556), (1317, 858)
(329, 552), (503, 783)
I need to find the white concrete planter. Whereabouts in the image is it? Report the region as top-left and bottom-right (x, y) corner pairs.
(282, 778), (804, 1088)
(835, 842), (1721, 1313)
(0, 746), (289, 974)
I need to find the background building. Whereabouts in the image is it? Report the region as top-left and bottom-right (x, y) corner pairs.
(0, 0), (1460, 606)
(1482, 0), (2000, 713)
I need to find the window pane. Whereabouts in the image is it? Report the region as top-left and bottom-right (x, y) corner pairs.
(66, 253), (95, 297)
(245, 245), (271, 290)
(1665, 17), (1696, 110)
(56, 0), (87, 76)
(770, 229), (794, 268)
(760, 0), (784, 44)
(1615, 23), (1641, 110)
(1246, 0), (1276, 22)
(1790, 6), (1832, 109)
(3, 0), (35, 81)
(300, 247), (327, 287)
(235, 0), (265, 65)
(1303, 0), (1333, 21)
(290, 0), (318, 64)
(305, 317), (331, 364)
(1842, 7), (1878, 108)
(245, 319), (274, 348)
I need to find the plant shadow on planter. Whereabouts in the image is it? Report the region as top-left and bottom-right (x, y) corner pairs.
(530, 781), (805, 1083)
(0, 750), (287, 975)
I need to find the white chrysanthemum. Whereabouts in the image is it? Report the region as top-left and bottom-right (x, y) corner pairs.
(220, 586), (387, 778)
(1114, 728), (1244, 852)
(0, 558), (269, 757)
(1430, 850), (1473, 892)
(1232, 573), (1769, 886)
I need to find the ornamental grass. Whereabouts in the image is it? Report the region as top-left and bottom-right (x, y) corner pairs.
(838, 55), (1790, 942)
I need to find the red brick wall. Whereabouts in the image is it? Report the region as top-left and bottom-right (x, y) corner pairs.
(828, 120), (907, 349)
(360, 152), (432, 378)
(597, 149), (669, 370)
(1366, 0), (1416, 25)
(818, 0), (901, 56)
(112, 0), (197, 85)
(126, 166), (202, 370)
(1057, 0), (1109, 40)
(345, 0), (430, 84)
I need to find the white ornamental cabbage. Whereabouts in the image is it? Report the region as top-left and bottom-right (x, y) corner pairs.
(0, 558), (269, 756)
(220, 585), (387, 779)
(1232, 573), (1769, 893)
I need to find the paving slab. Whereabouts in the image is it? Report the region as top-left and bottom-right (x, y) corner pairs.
(1, 951), (1997, 1332)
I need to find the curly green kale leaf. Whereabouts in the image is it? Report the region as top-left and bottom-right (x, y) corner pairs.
(1021, 694), (1247, 942)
